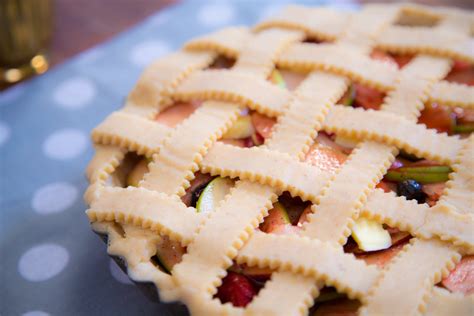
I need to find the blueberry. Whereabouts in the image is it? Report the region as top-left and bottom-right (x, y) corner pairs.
(396, 179), (426, 203)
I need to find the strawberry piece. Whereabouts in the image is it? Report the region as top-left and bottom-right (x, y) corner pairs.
(391, 54), (414, 69)
(445, 67), (474, 86)
(216, 272), (257, 307)
(251, 112), (276, 139)
(442, 256), (474, 295)
(452, 60), (472, 72)
(353, 84), (385, 110)
(418, 103), (454, 134)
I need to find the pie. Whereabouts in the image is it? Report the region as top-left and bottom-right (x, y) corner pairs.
(84, 3), (474, 315)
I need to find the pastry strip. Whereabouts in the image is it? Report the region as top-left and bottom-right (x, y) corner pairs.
(86, 144), (127, 184)
(255, 5), (348, 41)
(246, 271), (321, 316)
(429, 81), (474, 109)
(125, 51), (215, 117)
(376, 25), (474, 63)
(184, 27), (249, 59)
(140, 101), (240, 196)
(437, 136), (474, 215)
(424, 287), (474, 316)
(361, 189), (474, 251)
(302, 141), (396, 245)
(87, 186), (201, 244)
(172, 70), (291, 117)
(233, 28), (304, 78)
(201, 143), (331, 202)
(237, 232), (380, 299)
(381, 55), (451, 121)
(277, 43), (398, 91)
(323, 106), (465, 164)
(359, 239), (461, 315)
(173, 73), (348, 314)
(91, 111), (170, 157)
(91, 222), (179, 301)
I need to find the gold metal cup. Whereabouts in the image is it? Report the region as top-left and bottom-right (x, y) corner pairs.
(0, 0), (53, 87)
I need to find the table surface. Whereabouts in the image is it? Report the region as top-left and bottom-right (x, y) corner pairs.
(0, 1), (472, 315)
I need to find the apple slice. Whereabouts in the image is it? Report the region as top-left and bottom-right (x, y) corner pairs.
(251, 112), (276, 139)
(223, 115), (255, 139)
(351, 218), (391, 252)
(196, 177), (234, 213)
(260, 202), (291, 233)
(269, 69), (286, 89)
(154, 237), (185, 273)
(127, 158), (149, 187)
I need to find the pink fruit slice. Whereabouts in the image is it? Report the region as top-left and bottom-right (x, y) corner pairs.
(251, 112), (276, 139)
(442, 256), (474, 295)
(155, 101), (202, 127)
(304, 143), (347, 174)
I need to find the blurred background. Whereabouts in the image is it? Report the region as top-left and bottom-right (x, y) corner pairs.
(1, 0), (472, 89)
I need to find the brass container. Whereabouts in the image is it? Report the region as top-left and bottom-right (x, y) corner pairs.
(0, 0), (53, 86)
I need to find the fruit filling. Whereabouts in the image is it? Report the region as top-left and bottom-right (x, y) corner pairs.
(310, 288), (361, 316)
(121, 57), (473, 307)
(215, 271), (259, 307)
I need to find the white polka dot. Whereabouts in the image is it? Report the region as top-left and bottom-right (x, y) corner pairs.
(197, 3), (235, 27)
(42, 129), (87, 160)
(53, 77), (96, 109)
(19, 244), (69, 282)
(0, 121), (11, 146)
(109, 259), (133, 285)
(22, 311), (50, 316)
(32, 182), (78, 215)
(130, 40), (171, 67)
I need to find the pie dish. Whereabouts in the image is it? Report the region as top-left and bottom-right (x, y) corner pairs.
(84, 3), (474, 315)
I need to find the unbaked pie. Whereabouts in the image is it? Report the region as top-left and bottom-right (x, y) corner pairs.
(85, 3), (474, 315)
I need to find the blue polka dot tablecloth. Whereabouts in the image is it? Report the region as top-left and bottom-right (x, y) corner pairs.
(0, 0), (357, 315)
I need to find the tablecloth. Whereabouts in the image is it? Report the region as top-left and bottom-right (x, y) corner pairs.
(0, 1), (358, 315)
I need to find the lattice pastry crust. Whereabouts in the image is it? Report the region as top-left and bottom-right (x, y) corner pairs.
(85, 3), (474, 316)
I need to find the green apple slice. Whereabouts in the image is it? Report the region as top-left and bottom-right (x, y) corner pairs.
(260, 202), (291, 233)
(334, 134), (359, 149)
(196, 177), (234, 213)
(351, 218), (391, 252)
(223, 115), (255, 139)
(269, 69), (287, 89)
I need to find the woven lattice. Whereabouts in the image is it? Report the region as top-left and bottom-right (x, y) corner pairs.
(85, 3), (474, 316)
